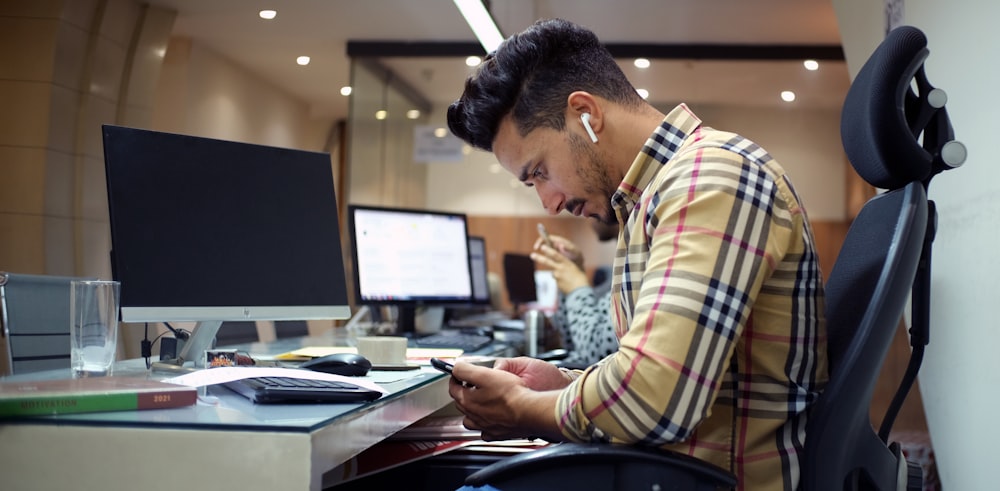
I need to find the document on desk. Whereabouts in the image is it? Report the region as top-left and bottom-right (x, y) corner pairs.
(163, 366), (386, 394)
(279, 346), (464, 363)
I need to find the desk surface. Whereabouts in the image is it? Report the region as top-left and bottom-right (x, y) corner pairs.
(0, 330), (501, 491)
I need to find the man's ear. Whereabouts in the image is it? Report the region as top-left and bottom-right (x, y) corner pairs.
(566, 91), (602, 139)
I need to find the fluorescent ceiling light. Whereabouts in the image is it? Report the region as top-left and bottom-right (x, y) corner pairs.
(453, 0), (504, 53)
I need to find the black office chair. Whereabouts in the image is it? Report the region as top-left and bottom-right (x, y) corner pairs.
(464, 25), (964, 491)
(0, 271), (98, 374)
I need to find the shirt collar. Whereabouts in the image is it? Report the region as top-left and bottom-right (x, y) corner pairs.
(611, 103), (702, 221)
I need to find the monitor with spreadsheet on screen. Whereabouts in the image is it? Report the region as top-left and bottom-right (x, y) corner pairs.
(348, 204), (474, 334)
(102, 125), (351, 367)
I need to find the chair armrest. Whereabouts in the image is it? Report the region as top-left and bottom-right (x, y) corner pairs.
(465, 442), (737, 490)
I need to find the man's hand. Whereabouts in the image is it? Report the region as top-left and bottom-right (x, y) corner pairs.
(533, 234), (583, 268)
(448, 358), (568, 441)
(531, 234), (590, 294)
(493, 356), (573, 391)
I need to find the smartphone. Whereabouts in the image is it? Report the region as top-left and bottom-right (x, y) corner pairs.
(536, 223), (554, 248)
(430, 357), (454, 374)
(431, 357), (475, 387)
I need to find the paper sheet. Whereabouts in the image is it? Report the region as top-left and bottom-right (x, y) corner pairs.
(280, 346), (464, 362)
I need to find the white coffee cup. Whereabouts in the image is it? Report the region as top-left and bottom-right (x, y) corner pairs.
(356, 336), (408, 366)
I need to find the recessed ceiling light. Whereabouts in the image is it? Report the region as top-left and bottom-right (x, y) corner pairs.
(375, 110), (388, 120)
(296, 56), (310, 66)
(636, 88), (649, 99)
(781, 90), (796, 102)
(634, 58), (650, 69)
(259, 10), (277, 20)
(340, 86), (352, 96)
(434, 128), (448, 138)
(803, 59), (819, 71)
(465, 56), (482, 67)
(407, 110), (421, 119)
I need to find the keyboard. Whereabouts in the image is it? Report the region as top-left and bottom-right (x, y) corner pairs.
(223, 376), (382, 404)
(415, 332), (492, 352)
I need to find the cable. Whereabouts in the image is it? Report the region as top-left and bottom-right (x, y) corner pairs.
(163, 321), (191, 340)
(141, 322), (191, 369)
(142, 323), (152, 369)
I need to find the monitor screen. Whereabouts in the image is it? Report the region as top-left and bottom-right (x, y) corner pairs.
(467, 236), (490, 304)
(348, 204), (474, 309)
(102, 125), (351, 364)
(503, 253), (537, 305)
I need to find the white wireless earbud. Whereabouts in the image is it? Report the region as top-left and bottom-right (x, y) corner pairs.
(581, 113), (598, 143)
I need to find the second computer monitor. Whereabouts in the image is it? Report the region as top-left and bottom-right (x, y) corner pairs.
(348, 204), (474, 333)
(467, 236), (491, 305)
(503, 253), (537, 306)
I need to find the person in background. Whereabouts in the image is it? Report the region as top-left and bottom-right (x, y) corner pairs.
(445, 18), (827, 491)
(530, 220), (618, 366)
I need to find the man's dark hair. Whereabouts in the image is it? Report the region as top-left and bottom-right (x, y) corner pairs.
(447, 18), (643, 152)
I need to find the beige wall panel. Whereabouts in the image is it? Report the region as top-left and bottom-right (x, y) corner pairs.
(51, 18), (89, 90)
(0, 146), (46, 215)
(44, 149), (75, 218)
(79, 153), (108, 222)
(77, 216), (111, 278)
(0, 213), (45, 273)
(0, 17), (58, 81)
(46, 83), (79, 154)
(0, 80), (52, 148)
(43, 215), (75, 275)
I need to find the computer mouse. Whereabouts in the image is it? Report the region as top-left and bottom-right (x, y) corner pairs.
(299, 353), (372, 377)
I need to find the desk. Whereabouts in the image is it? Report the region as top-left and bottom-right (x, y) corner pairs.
(0, 332), (504, 491)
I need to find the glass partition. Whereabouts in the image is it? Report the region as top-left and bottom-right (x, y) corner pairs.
(346, 59), (431, 208)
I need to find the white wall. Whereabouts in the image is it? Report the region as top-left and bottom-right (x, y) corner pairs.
(833, 1), (1000, 488)
(153, 37), (332, 151)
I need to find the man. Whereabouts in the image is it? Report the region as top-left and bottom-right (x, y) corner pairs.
(531, 221), (619, 366)
(446, 18), (827, 490)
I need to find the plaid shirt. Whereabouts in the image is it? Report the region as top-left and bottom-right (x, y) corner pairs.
(555, 104), (828, 490)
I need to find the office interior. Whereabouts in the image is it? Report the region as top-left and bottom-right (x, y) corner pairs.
(0, 0), (996, 488)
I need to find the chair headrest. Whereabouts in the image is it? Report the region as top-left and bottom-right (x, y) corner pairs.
(841, 26), (962, 190)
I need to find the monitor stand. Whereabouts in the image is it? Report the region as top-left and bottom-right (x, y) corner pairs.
(151, 320), (223, 374)
(395, 306), (417, 336)
(393, 306), (446, 337)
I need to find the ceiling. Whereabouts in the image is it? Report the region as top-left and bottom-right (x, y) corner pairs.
(144, 0), (850, 121)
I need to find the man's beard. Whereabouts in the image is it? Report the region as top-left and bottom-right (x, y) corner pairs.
(568, 132), (617, 225)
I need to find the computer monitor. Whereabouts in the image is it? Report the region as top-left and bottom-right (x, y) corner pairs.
(467, 236), (491, 305)
(102, 125), (351, 367)
(348, 204), (474, 334)
(503, 253), (537, 307)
